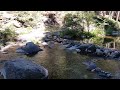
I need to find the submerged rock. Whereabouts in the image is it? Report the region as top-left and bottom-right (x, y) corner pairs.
(82, 61), (97, 71)
(83, 60), (113, 79)
(0, 59), (48, 79)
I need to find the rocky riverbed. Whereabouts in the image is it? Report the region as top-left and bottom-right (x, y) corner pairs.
(0, 40), (120, 79)
(1, 12), (120, 79)
(42, 31), (120, 61)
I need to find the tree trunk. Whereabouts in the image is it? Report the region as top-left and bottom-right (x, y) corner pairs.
(87, 22), (90, 38)
(101, 11), (106, 17)
(116, 11), (120, 21)
(110, 11), (114, 19)
(108, 11), (112, 19)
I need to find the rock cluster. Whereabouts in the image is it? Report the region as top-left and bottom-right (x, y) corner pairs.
(82, 61), (113, 79)
(43, 31), (120, 60)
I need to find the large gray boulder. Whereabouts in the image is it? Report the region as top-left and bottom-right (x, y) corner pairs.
(0, 59), (48, 79)
(85, 44), (97, 54)
(16, 42), (43, 56)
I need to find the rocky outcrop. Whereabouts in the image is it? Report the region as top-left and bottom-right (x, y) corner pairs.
(0, 58), (48, 79)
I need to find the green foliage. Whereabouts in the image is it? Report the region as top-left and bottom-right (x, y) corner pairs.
(105, 26), (113, 35)
(103, 38), (114, 44)
(93, 16), (105, 28)
(90, 36), (104, 45)
(81, 31), (95, 39)
(104, 18), (120, 31)
(61, 13), (83, 38)
(60, 12), (96, 39)
(90, 28), (105, 45)
(82, 11), (96, 27)
(63, 13), (83, 31)
(0, 28), (17, 45)
(60, 29), (95, 39)
(60, 29), (80, 39)
(93, 16), (120, 36)
(91, 28), (105, 37)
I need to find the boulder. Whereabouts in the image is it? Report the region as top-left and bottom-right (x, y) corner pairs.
(56, 38), (63, 43)
(83, 61), (113, 79)
(16, 42), (43, 56)
(82, 61), (97, 71)
(86, 44), (97, 54)
(53, 31), (60, 36)
(77, 44), (92, 54)
(63, 35), (72, 39)
(110, 51), (120, 58)
(76, 49), (81, 53)
(47, 41), (55, 48)
(95, 49), (104, 56)
(0, 59), (48, 79)
(46, 32), (53, 39)
(97, 71), (113, 79)
(66, 42), (75, 48)
(103, 49), (113, 57)
(67, 46), (77, 51)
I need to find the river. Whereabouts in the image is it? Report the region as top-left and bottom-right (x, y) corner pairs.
(0, 36), (120, 79)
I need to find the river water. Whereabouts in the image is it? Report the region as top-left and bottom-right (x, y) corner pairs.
(0, 36), (120, 79)
(30, 35), (120, 79)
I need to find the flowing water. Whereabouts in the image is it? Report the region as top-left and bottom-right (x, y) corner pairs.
(32, 35), (120, 79)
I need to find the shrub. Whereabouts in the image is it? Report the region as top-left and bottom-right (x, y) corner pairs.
(0, 28), (17, 45)
(90, 36), (104, 45)
(63, 13), (83, 31)
(60, 29), (80, 39)
(91, 28), (105, 37)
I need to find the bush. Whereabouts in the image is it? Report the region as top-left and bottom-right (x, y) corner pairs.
(60, 13), (83, 39)
(93, 16), (120, 36)
(91, 28), (105, 37)
(63, 13), (83, 31)
(0, 28), (17, 45)
(60, 29), (80, 39)
(90, 36), (104, 45)
(60, 29), (95, 40)
(60, 13), (96, 39)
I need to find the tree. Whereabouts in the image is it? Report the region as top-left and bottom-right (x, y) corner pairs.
(82, 11), (95, 37)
